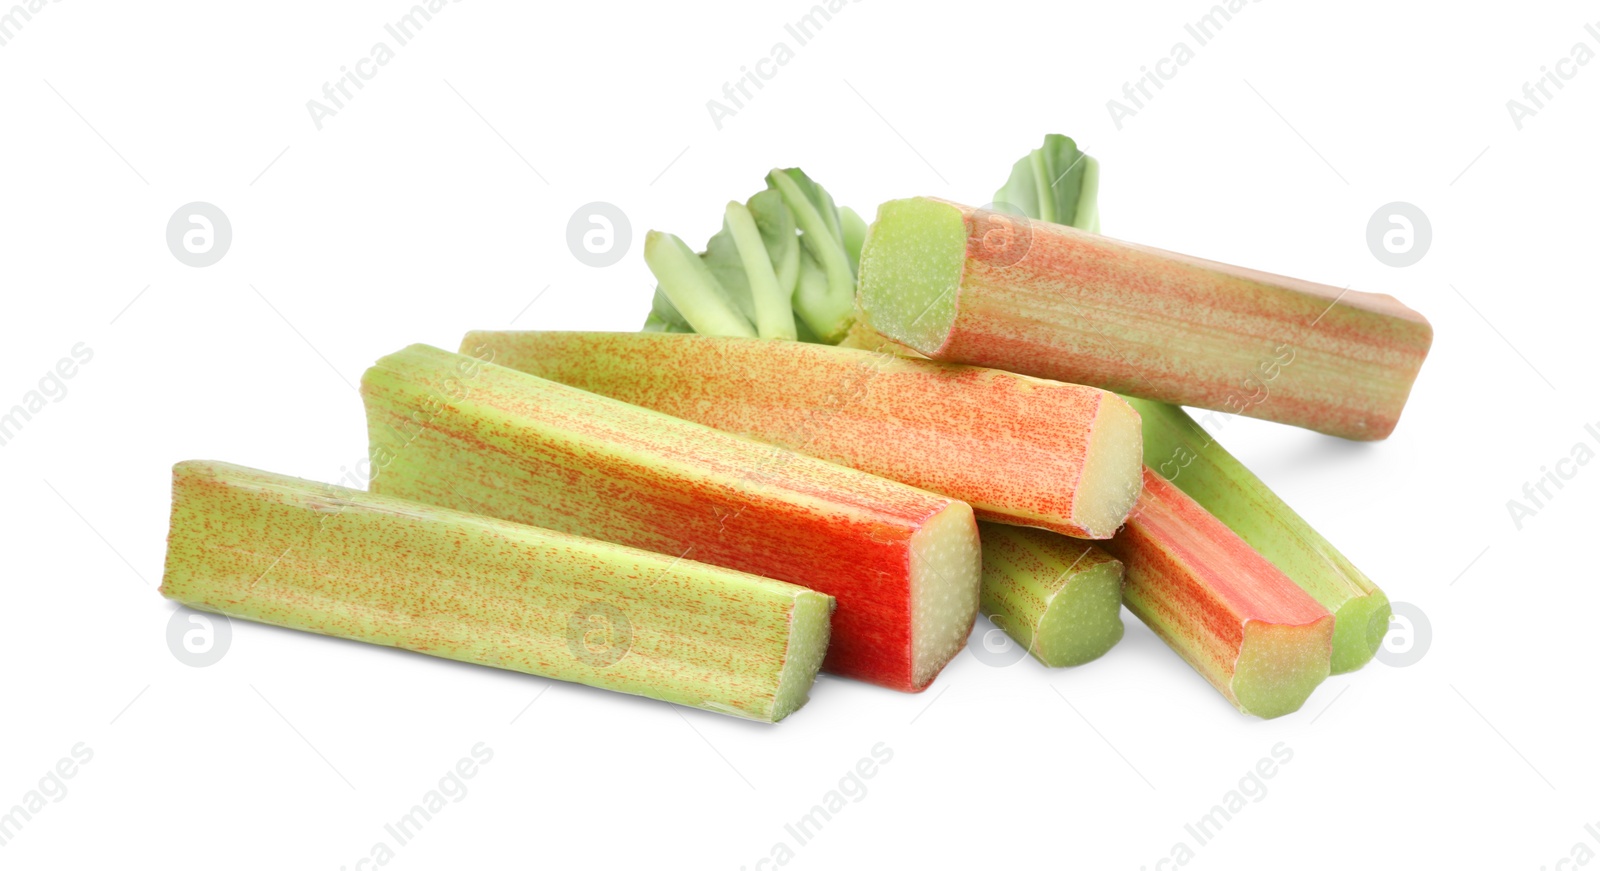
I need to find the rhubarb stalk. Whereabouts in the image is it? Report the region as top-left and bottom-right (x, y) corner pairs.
(856, 197), (1434, 440)
(159, 461), (833, 722)
(462, 330), (1144, 538)
(978, 523), (1125, 667)
(1129, 398), (1390, 673)
(1104, 467), (1334, 718)
(362, 344), (981, 692)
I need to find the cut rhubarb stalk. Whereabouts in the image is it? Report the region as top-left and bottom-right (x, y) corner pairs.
(978, 523), (1124, 667)
(461, 330), (1144, 539)
(1128, 398), (1390, 673)
(857, 197), (1434, 440)
(159, 461), (833, 722)
(1104, 467), (1334, 718)
(362, 344), (981, 692)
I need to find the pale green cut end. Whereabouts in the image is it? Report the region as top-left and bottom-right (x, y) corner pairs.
(977, 524), (1124, 669)
(1230, 620), (1333, 719)
(856, 197), (968, 354)
(1032, 560), (1126, 667)
(1074, 395), (1146, 537)
(770, 592), (833, 722)
(1334, 589), (1391, 675)
(909, 501), (984, 689)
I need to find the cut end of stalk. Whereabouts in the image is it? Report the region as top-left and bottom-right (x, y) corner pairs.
(1074, 395), (1145, 537)
(1334, 589), (1391, 675)
(909, 500), (983, 689)
(771, 591), (834, 721)
(1033, 557), (1125, 667)
(978, 523), (1125, 668)
(857, 197), (967, 355)
(1232, 616), (1335, 719)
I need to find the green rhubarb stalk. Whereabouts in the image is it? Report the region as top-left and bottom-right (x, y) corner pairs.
(768, 168), (856, 342)
(750, 188), (801, 300)
(840, 205), (868, 276)
(159, 461), (832, 722)
(1129, 398), (1391, 673)
(644, 171), (858, 343)
(978, 523), (1125, 667)
(724, 200), (797, 340)
(643, 230), (755, 338)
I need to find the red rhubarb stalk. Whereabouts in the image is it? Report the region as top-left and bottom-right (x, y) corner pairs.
(361, 344), (981, 692)
(1103, 467), (1334, 718)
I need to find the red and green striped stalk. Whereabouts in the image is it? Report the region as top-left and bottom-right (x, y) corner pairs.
(1104, 467), (1334, 718)
(462, 330), (1143, 539)
(362, 344), (981, 693)
(159, 461), (833, 722)
(1130, 398), (1390, 673)
(978, 523), (1125, 667)
(857, 197), (1434, 440)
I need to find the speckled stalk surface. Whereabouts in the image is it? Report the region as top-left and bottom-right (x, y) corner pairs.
(362, 344), (981, 693)
(1104, 468), (1334, 719)
(857, 197), (1434, 440)
(1130, 398), (1390, 673)
(159, 461), (833, 722)
(978, 523), (1125, 667)
(463, 331), (1143, 539)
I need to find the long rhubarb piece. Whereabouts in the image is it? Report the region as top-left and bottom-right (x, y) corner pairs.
(1104, 467), (1334, 718)
(857, 197), (1434, 440)
(978, 523), (1124, 667)
(462, 330), (1143, 538)
(159, 461), (833, 722)
(362, 344), (981, 692)
(1129, 397), (1390, 673)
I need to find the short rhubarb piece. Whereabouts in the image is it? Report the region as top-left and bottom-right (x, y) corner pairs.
(462, 330), (1144, 538)
(857, 197), (1434, 440)
(978, 523), (1125, 667)
(363, 344), (981, 692)
(159, 461), (833, 722)
(1129, 397), (1391, 673)
(1103, 467), (1334, 719)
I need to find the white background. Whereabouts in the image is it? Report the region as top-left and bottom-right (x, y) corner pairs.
(3, 1), (1596, 868)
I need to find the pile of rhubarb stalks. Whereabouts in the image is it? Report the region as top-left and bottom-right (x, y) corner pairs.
(159, 136), (1432, 722)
